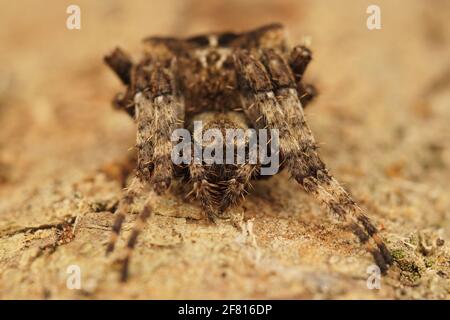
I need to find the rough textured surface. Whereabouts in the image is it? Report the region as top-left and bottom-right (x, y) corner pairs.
(0, 0), (449, 299)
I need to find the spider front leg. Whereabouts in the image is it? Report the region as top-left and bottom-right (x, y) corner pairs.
(105, 176), (142, 255)
(233, 49), (393, 273)
(118, 191), (155, 282)
(106, 58), (185, 281)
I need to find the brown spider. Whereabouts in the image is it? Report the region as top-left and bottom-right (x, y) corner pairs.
(104, 23), (392, 281)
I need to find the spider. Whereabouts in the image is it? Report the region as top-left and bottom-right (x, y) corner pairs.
(104, 23), (393, 281)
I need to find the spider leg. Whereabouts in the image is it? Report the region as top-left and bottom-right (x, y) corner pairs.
(106, 57), (185, 281)
(119, 58), (184, 279)
(188, 162), (219, 222)
(133, 58), (184, 194)
(118, 191), (155, 282)
(104, 48), (140, 256)
(233, 49), (392, 272)
(289, 45), (311, 83)
(104, 47), (133, 85)
(219, 163), (259, 213)
(106, 177), (142, 255)
(289, 45), (317, 108)
(299, 83), (318, 108)
(105, 48), (136, 117)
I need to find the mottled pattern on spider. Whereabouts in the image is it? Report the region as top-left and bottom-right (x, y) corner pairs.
(104, 23), (392, 281)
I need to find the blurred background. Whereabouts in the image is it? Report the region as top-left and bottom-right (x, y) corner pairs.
(0, 0), (449, 299)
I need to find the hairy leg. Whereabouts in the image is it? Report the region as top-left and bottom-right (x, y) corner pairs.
(299, 83), (317, 108)
(219, 163), (259, 213)
(104, 47), (133, 85)
(106, 58), (185, 281)
(188, 162), (219, 221)
(104, 47), (136, 117)
(233, 49), (392, 272)
(122, 60), (184, 278)
(289, 45), (317, 108)
(133, 59), (184, 194)
(106, 177), (142, 255)
(118, 191), (156, 282)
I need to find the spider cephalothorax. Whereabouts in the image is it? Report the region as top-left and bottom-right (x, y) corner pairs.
(104, 23), (392, 281)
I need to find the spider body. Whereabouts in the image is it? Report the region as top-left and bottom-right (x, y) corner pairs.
(104, 23), (392, 281)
